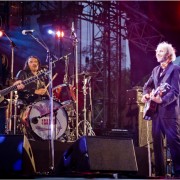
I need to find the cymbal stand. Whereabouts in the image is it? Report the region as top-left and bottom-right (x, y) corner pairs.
(13, 91), (18, 134)
(88, 76), (93, 126)
(63, 55), (69, 84)
(71, 21), (79, 140)
(82, 75), (88, 135)
(2, 31), (16, 134)
(78, 74), (95, 137)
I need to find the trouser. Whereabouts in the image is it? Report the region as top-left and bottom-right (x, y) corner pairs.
(152, 114), (180, 176)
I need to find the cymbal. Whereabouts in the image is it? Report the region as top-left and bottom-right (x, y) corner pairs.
(71, 71), (97, 78)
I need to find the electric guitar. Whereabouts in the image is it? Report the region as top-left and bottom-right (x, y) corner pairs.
(143, 82), (171, 120)
(0, 69), (49, 108)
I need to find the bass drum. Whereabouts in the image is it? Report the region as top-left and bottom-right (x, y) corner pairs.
(20, 99), (68, 140)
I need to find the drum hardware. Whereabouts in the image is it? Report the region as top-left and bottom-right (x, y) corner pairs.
(71, 71), (98, 78)
(77, 120), (95, 137)
(13, 90), (18, 134)
(77, 73), (95, 137)
(6, 92), (23, 135)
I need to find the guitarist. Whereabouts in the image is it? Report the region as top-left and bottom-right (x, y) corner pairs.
(141, 42), (180, 178)
(16, 55), (48, 105)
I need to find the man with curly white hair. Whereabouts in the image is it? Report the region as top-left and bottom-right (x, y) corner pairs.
(141, 42), (180, 177)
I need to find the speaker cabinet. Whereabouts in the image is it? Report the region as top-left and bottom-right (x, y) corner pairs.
(122, 102), (152, 147)
(0, 135), (36, 177)
(57, 136), (138, 174)
(29, 140), (73, 173)
(135, 147), (149, 177)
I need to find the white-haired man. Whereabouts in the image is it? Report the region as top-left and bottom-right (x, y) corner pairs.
(141, 42), (180, 177)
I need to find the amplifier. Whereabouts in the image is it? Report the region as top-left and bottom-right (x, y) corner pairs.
(126, 87), (143, 104)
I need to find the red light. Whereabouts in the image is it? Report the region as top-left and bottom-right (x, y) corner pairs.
(56, 30), (64, 38)
(0, 30), (3, 37)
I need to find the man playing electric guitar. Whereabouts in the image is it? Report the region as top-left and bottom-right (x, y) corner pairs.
(141, 42), (180, 178)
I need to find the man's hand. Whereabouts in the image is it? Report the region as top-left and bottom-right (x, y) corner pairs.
(35, 88), (47, 95)
(14, 80), (25, 90)
(151, 94), (162, 104)
(141, 94), (150, 103)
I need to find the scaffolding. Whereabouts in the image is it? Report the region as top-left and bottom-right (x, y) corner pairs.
(0, 1), (164, 133)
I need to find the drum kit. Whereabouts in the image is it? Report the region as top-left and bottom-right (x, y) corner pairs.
(5, 71), (96, 142)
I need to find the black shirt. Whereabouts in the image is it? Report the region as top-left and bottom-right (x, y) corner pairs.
(16, 69), (47, 104)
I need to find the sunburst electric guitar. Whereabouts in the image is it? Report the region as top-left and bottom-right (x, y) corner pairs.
(0, 69), (49, 108)
(143, 82), (171, 120)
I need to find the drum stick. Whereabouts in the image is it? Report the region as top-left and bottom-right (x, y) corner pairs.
(45, 73), (58, 89)
(45, 73), (58, 97)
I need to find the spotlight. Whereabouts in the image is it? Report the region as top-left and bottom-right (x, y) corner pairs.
(56, 30), (64, 38)
(0, 30), (3, 37)
(47, 29), (54, 35)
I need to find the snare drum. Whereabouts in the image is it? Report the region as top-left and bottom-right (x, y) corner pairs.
(20, 99), (68, 140)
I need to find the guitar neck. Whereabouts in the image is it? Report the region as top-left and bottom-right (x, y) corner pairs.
(0, 72), (45, 97)
(0, 85), (17, 97)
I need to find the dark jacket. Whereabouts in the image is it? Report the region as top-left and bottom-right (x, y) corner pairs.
(16, 69), (47, 104)
(143, 62), (180, 119)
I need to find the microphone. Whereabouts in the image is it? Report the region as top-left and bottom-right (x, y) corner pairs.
(22, 29), (35, 35)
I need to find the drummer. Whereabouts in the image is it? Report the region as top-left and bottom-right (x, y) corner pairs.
(16, 55), (48, 105)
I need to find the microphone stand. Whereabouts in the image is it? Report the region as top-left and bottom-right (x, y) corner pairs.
(29, 33), (55, 173)
(3, 32), (16, 134)
(71, 24), (79, 140)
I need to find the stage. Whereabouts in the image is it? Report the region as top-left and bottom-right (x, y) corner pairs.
(0, 134), (155, 179)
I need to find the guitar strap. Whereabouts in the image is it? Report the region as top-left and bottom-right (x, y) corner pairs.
(161, 64), (174, 84)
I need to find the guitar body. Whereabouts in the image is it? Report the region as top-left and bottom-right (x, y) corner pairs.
(143, 82), (171, 120)
(143, 100), (157, 120)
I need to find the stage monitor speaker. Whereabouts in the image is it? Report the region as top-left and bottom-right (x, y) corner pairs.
(0, 135), (36, 178)
(29, 140), (73, 173)
(57, 136), (138, 174)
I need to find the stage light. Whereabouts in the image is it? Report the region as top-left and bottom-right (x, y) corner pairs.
(47, 29), (54, 35)
(0, 30), (3, 37)
(56, 30), (64, 38)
